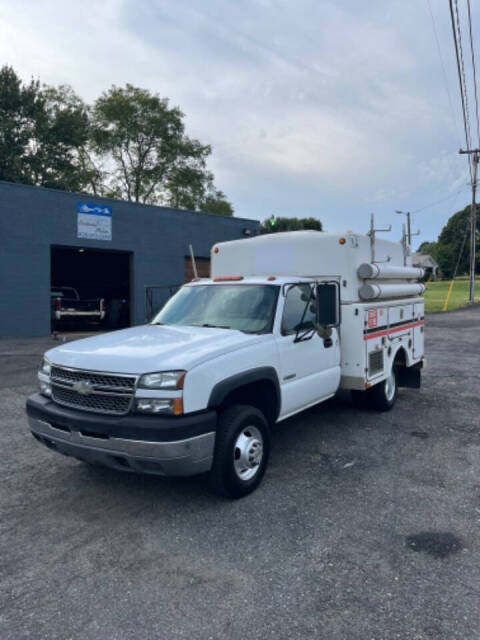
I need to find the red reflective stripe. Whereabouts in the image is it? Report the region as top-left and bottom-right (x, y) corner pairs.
(364, 329), (389, 340)
(364, 320), (424, 341)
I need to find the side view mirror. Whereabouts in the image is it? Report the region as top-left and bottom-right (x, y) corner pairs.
(316, 282), (340, 328)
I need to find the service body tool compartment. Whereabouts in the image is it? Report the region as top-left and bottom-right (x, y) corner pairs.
(413, 301), (425, 360)
(363, 306), (388, 382)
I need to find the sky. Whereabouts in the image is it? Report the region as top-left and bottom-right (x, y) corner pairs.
(0, 0), (478, 248)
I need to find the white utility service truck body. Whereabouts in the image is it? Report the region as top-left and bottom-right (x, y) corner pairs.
(27, 230), (425, 498)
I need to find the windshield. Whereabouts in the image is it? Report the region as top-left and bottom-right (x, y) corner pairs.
(152, 284), (279, 333)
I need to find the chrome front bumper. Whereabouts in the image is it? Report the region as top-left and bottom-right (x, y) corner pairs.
(28, 416), (215, 476)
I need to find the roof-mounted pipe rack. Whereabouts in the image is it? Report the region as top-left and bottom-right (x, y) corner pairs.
(357, 263), (425, 280)
(359, 282), (426, 301)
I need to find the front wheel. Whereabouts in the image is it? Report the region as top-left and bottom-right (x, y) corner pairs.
(368, 367), (398, 411)
(209, 405), (270, 499)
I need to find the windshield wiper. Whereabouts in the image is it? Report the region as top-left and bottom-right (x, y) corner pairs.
(195, 323), (232, 330)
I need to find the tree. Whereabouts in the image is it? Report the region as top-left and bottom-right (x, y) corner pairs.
(200, 190), (234, 216)
(435, 204), (479, 277)
(0, 69), (234, 213)
(31, 85), (100, 192)
(91, 84), (233, 213)
(0, 65), (42, 184)
(419, 204), (479, 278)
(260, 216), (322, 234)
(0, 66), (96, 192)
(417, 241), (439, 259)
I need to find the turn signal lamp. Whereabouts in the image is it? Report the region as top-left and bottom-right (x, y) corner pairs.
(173, 398), (183, 416)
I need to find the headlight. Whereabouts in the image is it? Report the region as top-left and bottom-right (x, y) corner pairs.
(38, 358), (52, 397)
(40, 358), (52, 376)
(138, 371), (185, 390)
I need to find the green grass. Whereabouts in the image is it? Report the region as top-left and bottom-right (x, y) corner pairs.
(424, 276), (480, 312)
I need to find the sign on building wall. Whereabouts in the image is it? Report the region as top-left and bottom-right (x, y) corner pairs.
(77, 203), (112, 241)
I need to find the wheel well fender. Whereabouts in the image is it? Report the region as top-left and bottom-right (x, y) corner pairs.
(207, 367), (281, 425)
(392, 346), (409, 367)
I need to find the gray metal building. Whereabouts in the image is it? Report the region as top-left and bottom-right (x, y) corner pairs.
(0, 181), (259, 337)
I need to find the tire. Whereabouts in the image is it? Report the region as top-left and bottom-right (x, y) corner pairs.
(209, 405), (270, 499)
(368, 367), (398, 412)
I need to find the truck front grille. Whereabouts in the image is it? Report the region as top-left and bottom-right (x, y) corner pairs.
(50, 366), (136, 416)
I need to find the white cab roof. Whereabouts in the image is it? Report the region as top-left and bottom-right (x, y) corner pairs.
(187, 275), (311, 286)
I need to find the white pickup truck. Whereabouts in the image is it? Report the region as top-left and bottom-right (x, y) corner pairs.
(27, 230), (425, 498)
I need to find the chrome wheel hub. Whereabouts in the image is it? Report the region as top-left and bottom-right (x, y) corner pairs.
(233, 425), (264, 481)
(385, 371), (396, 402)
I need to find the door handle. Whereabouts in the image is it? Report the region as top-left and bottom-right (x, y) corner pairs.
(323, 338), (333, 348)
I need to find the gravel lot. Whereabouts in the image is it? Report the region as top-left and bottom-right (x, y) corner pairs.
(1, 308), (480, 640)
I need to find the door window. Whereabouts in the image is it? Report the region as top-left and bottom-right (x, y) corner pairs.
(282, 284), (316, 335)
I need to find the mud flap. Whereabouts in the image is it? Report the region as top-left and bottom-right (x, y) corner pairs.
(397, 364), (421, 389)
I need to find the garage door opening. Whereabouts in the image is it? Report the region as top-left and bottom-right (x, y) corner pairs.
(50, 246), (132, 332)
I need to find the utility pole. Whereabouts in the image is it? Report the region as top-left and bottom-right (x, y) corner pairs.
(395, 210), (412, 246)
(459, 148), (479, 304)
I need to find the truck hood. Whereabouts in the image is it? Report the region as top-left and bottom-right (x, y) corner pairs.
(45, 324), (267, 374)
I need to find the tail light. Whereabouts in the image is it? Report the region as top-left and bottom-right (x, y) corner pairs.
(100, 299), (106, 312)
(55, 298), (61, 311)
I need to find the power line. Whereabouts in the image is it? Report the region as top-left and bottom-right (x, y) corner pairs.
(454, 0), (473, 154)
(426, 0), (462, 144)
(411, 185), (469, 214)
(450, 0), (479, 304)
(449, 0), (473, 178)
(466, 0), (480, 148)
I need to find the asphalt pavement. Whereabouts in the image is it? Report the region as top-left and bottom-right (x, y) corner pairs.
(1, 308), (480, 640)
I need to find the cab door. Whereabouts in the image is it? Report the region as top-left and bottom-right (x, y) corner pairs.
(276, 283), (341, 418)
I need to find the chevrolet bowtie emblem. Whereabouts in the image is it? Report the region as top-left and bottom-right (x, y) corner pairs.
(73, 380), (94, 395)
